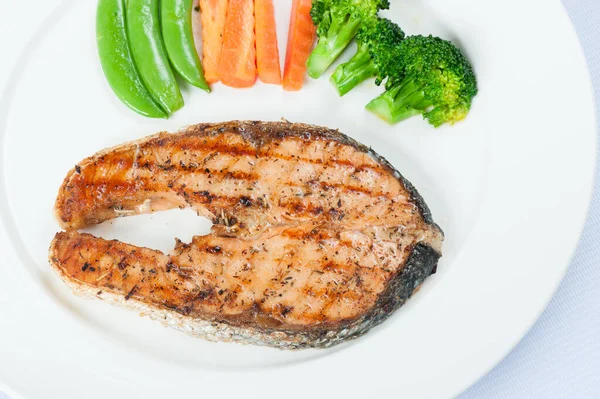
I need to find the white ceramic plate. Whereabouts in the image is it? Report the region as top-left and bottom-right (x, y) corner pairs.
(0, 0), (595, 398)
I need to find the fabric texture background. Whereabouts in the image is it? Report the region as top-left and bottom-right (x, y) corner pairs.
(1, 1), (599, 398)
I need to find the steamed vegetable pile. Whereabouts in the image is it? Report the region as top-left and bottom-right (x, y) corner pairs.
(97, 0), (478, 127)
(96, 0), (284, 118)
(97, 0), (207, 118)
(308, 0), (478, 127)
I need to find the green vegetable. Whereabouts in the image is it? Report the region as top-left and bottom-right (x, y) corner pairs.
(366, 35), (478, 127)
(330, 17), (404, 96)
(127, 0), (184, 114)
(96, 0), (167, 118)
(307, 0), (390, 79)
(161, 0), (211, 92)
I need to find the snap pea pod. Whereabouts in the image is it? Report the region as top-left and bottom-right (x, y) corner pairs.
(161, 0), (211, 92)
(127, 0), (184, 114)
(96, 0), (167, 118)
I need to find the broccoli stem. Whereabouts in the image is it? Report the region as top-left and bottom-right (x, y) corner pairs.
(330, 43), (378, 96)
(366, 78), (432, 123)
(307, 16), (361, 79)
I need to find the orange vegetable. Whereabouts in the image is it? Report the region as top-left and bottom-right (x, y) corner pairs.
(199, 0), (229, 84)
(282, 0), (315, 91)
(217, 0), (257, 88)
(255, 0), (281, 85)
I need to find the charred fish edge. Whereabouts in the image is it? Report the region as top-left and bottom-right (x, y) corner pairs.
(53, 242), (439, 349)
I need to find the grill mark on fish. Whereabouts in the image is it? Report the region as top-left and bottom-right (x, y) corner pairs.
(89, 171), (389, 207)
(148, 134), (384, 172)
(50, 121), (443, 349)
(95, 149), (385, 188)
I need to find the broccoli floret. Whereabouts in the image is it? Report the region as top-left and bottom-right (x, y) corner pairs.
(307, 0), (390, 79)
(310, 0), (330, 26)
(329, 17), (404, 96)
(366, 35), (478, 127)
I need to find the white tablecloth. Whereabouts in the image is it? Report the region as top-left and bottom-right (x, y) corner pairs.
(1, 1), (599, 398)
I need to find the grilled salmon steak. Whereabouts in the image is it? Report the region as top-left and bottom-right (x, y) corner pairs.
(50, 121), (444, 349)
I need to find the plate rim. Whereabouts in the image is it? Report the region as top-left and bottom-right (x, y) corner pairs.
(0, 0), (597, 398)
(453, 2), (599, 394)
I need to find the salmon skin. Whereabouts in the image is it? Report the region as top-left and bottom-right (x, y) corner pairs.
(50, 121), (444, 349)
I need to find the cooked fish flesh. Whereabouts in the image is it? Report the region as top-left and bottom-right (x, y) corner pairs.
(50, 121), (443, 349)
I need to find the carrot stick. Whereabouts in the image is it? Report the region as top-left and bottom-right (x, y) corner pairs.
(255, 0), (281, 85)
(217, 0), (256, 88)
(199, 0), (229, 84)
(282, 0), (315, 91)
